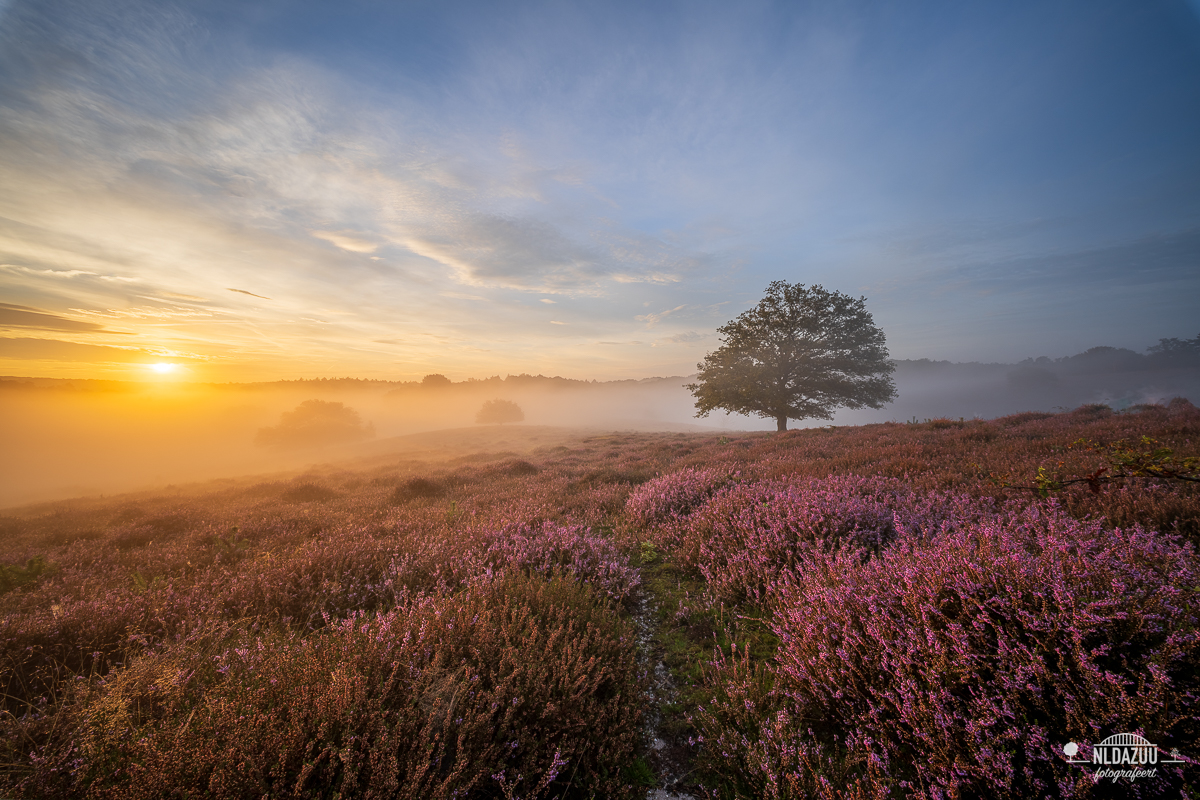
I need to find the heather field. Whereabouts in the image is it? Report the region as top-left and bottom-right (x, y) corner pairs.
(1, 402), (1198, 799)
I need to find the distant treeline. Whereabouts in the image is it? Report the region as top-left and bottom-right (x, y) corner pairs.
(2, 335), (1195, 394)
(0, 373), (690, 393)
(1016, 336), (1200, 374)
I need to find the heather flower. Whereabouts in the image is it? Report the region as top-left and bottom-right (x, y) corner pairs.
(625, 467), (736, 527)
(676, 475), (992, 604)
(476, 522), (640, 603)
(696, 502), (1200, 798)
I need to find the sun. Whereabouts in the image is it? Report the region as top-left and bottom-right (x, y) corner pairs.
(149, 363), (177, 374)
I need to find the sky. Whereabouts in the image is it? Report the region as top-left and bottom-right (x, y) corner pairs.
(1, 0), (1198, 383)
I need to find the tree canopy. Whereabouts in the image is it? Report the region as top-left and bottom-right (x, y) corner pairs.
(687, 281), (897, 431)
(475, 398), (524, 425)
(255, 400), (375, 448)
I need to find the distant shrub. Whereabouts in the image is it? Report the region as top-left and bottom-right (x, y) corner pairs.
(1168, 396), (1197, 414)
(255, 400), (375, 449)
(1147, 334), (1200, 366)
(695, 504), (1200, 798)
(1070, 402), (1113, 420)
(1124, 403), (1167, 415)
(476, 399), (525, 425)
(422, 373), (453, 387)
(497, 459), (539, 476)
(280, 482), (341, 503)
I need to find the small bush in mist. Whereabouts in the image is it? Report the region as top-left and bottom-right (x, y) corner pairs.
(1168, 396), (1197, 413)
(476, 398), (524, 425)
(422, 373), (453, 388)
(1069, 402), (1114, 420)
(495, 459), (539, 476)
(255, 400), (375, 449)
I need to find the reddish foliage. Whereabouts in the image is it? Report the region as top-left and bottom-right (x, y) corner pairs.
(0, 402), (1197, 798)
(693, 503), (1199, 798)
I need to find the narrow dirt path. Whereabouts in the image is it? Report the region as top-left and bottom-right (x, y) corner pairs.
(630, 584), (699, 799)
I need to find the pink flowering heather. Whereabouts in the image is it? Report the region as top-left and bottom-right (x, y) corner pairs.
(695, 502), (1200, 799)
(624, 468), (736, 528)
(26, 574), (643, 799)
(675, 475), (994, 605)
(1, 408), (1196, 798)
(476, 522), (641, 603)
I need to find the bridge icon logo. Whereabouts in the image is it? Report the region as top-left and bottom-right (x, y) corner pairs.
(1064, 733), (1187, 783)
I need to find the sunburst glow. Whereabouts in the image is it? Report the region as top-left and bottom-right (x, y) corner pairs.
(0, 1), (1195, 384)
(150, 363), (177, 374)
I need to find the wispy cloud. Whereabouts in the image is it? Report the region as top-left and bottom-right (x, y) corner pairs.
(654, 331), (707, 346)
(636, 305), (687, 328)
(0, 0), (1196, 377)
(0, 303), (127, 333)
(70, 306), (221, 321)
(0, 337), (205, 363)
(228, 288), (272, 300)
(311, 230), (379, 254)
(402, 214), (608, 292)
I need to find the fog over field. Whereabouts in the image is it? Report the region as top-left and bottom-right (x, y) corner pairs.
(4, 2), (1200, 796)
(3, 342), (1196, 507)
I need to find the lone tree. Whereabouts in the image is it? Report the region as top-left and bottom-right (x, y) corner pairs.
(476, 398), (524, 425)
(255, 400), (375, 448)
(687, 281), (897, 431)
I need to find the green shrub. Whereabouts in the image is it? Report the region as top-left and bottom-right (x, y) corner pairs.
(0, 555), (54, 595)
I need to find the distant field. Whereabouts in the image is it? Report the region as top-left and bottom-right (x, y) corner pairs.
(1, 403), (1198, 798)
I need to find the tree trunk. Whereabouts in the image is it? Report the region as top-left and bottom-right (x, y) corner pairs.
(776, 414), (788, 432)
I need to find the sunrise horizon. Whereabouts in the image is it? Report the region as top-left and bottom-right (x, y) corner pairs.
(3, 3), (1200, 793)
(4, 1), (1200, 387)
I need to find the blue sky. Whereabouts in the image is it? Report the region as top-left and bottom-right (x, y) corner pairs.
(1, 0), (1198, 381)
